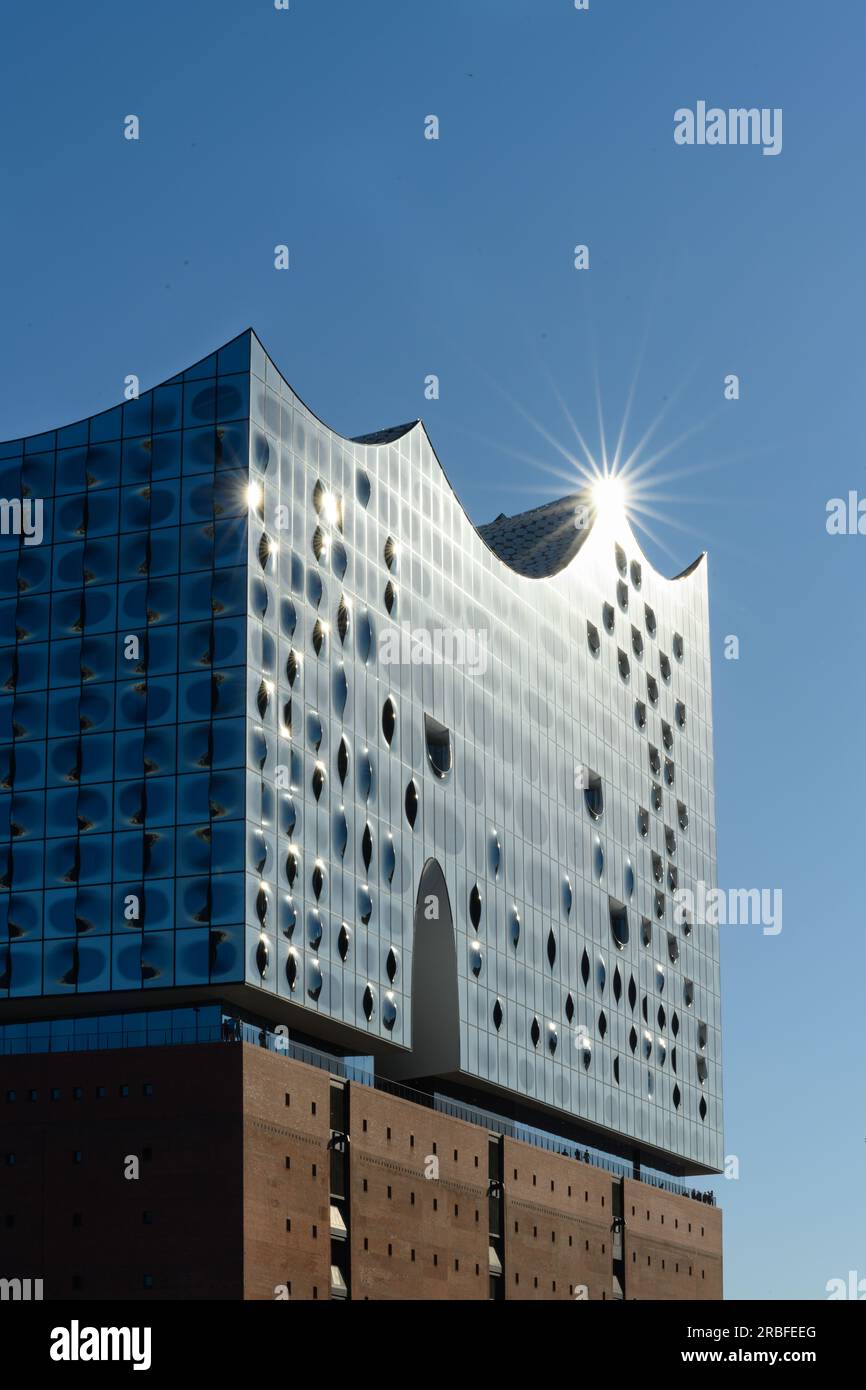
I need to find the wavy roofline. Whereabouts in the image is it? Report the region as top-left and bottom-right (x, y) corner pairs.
(0, 326), (708, 587)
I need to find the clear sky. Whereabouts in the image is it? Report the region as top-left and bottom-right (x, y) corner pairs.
(1, 0), (863, 1300)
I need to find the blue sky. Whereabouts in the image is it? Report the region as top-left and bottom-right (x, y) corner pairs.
(1, 0), (863, 1299)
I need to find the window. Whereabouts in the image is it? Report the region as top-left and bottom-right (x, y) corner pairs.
(673, 632), (684, 660)
(647, 674), (659, 705)
(652, 783), (662, 812)
(641, 917), (651, 947)
(587, 620), (600, 655)
(649, 744), (661, 775)
(609, 900), (629, 950)
(665, 757), (675, 787)
(615, 543), (627, 575)
(660, 652), (672, 682)
(635, 700), (647, 730)
(644, 603), (656, 636)
(405, 779), (419, 828)
(665, 824), (676, 856)
(676, 700), (686, 728)
(603, 601), (615, 634)
(584, 771), (603, 819)
(617, 580), (628, 611)
(638, 807), (649, 838)
(678, 801), (689, 831)
(662, 720), (673, 750)
(632, 625), (644, 658)
(424, 714), (452, 778)
(382, 697), (397, 746)
(630, 560), (642, 589)
(618, 648), (630, 681)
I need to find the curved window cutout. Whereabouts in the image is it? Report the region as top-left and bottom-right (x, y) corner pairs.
(629, 1025), (638, 1053)
(581, 949), (590, 987)
(530, 1017), (540, 1048)
(630, 560), (642, 589)
(649, 745), (661, 776)
(593, 836), (604, 880)
(638, 807), (649, 839)
(665, 824), (676, 856)
(651, 783), (662, 813)
(382, 994), (397, 1031)
(356, 470), (371, 508)
(631, 625), (644, 659)
(383, 835), (396, 885)
(664, 757), (675, 787)
(617, 580), (628, 611)
(598, 1010), (607, 1039)
(667, 863), (678, 893)
(332, 665), (348, 718)
(699, 1096), (707, 1121)
(584, 771), (603, 820)
(613, 1056), (621, 1085)
(609, 900), (629, 950)
(671, 1045), (678, 1074)
(281, 896), (297, 939)
(624, 860), (635, 899)
(672, 1010), (680, 1037)
(307, 959), (323, 1002)
(307, 711), (323, 752)
(312, 862), (325, 901)
(511, 907), (521, 950)
(312, 763), (326, 802)
(470, 940), (483, 978)
(282, 598), (298, 639)
(362, 984), (375, 1020)
(361, 824), (374, 872)
(603, 602), (615, 634)
(673, 1083), (681, 1110)
(356, 610), (374, 665)
(548, 1025), (558, 1055)
(312, 525), (329, 564)
(657, 1003), (666, 1030)
(578, 1034), (592, 1071)
(312, 620), (326, 657)
(286, 848), (300, 887)
(677, 801), (689, 832)
(357, 752), (374, 803)
(287, 649), (301, 688)
(384, 580), (397, 616)
(337, 597), (350, 645)
(382, 697), (396, 746)
(338, 923), (351, 961)
(684, 979), (694, 1008)
(642, 1031), (653, 1061)
(469, 884), (482, 930)
(337, 737), (350, 786)
(490, 829), (502, 879)
(667, 932), (680, 963)
(662, 721), (673, 751)
(698, 1020), (708, 1051)
(286, 949), (299, 991)
(424, 714), (453, 779)
(613, 966), (622, 1002)
(493, 998), (503, 1031)
(615, 543), (627, 576)
(359, 886), (373, 926)
(641, 917), (651, 948)
(655, 890), (665, 921)
(405, 779), (419, 829)
(655, 964), (665, 994)
(546, 929), (557, 969)
(256, 681), (270, 718)
(675, 700), (686, 729)
(255, 936), (270, 978)
(331, 540), (348, 580)
(660, 652), (672, 682)
(635, 700), (647, 731)
(587, 620), (600, 655)
(565, 992), (575, 1022)
(386, 947), (398, 983)
(652, 852), (663, 884)
(644, 604), (656, 636)
(384, 535), (398, 572)
(673, 632), (684, 661)
(647, 674), (659, 706)
(656, 1037), (666, 1067)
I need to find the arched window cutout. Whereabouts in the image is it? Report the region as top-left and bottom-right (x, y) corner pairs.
(382, 697), (396, 746)
(424, 714), (453, 779)
(584, 771), (603, 820)
(603, 602), (615, 634)
(405, 779), (419, 828)
(609, 900), (629, 950)
(587, 620), (600, 655)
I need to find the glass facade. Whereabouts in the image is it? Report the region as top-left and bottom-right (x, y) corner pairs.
(0, 329), (722, 1175)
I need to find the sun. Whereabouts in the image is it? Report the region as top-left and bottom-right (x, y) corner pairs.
(591, 472), (628, 521)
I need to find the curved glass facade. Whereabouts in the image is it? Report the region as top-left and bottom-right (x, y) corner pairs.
(0, 329), (722, 1174)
